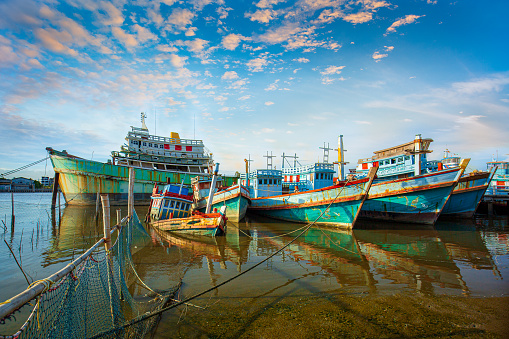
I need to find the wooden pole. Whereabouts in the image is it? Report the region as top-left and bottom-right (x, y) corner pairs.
(206, 163), (220, 214)
(95, 192), (100, 217)
(51, 173), (60, 209)
(11, 191), (14, 229)
(116, 209), (121, 236)
(101, 194), (111, 251)
(128, 167), (135, 218)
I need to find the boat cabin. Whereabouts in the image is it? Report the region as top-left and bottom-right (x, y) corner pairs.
(282, 163), (335, 192)
(240, 169), (282, 198)
(149, 184), (194, 221)
(355, 134), (434, 180)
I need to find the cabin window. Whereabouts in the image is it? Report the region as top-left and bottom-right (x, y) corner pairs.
(398, 157), (403, 163)
(259, 179), (262, 185)
(160, 144), (164, 148)
(263, 179), (267, 185)
(175, 202), (181, 210)
(143, 142), (147, 146)
(164, 200), (169, 207)
(170, 201), (175, 208)
(315, 173), (319, 179)
(391, 158), (396, 164)
(405, 156), (410, 160)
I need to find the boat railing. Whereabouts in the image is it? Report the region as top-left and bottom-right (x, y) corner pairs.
(127, 131), (205, 146)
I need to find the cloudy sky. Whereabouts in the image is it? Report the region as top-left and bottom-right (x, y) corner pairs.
(1, 0), (508, 180)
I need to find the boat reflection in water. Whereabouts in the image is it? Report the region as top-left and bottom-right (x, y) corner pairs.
(39, 203), (508, 299)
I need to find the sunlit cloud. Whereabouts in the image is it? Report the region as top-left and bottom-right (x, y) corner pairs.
(385, 15), (424, 35)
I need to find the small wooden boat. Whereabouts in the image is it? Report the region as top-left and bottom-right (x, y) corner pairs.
(148, 165), (228, 236)
(151, 207), (228, 236)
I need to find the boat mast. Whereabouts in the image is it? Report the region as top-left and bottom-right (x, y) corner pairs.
(336, 135), (348, 181)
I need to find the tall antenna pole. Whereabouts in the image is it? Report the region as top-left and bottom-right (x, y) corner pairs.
(263, 151), (276, 170)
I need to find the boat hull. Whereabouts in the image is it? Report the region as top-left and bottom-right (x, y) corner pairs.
(360, 169), (461, 225)
(195, 185), (251, 222)
(151, 214), (226, 236)
(440, 172), (490, 218)
(248, 178), (372, 228)
(49, 153), (210, 206)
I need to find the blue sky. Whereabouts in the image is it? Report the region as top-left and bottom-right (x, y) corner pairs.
(1, 0), (508, 180)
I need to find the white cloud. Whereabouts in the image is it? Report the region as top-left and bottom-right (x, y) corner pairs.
(238, 95), (251, 100)
(265, 79), (279, 91)
(293, 57), (309, 63)
(246, 9), (278, 23)
(167, 8), (195, 30)
(265, 101), (274, 105)
(133, 24), (158, 43)
(320, 65), (345, 75)
(222, 71), (239, 80)
(343, 12), (372, 24)
(168, 97), (185, 106)
(386, 15), (424, 35)
(355, 120), (372, 125)
(247, 57), (269, 72)
(169, 54), (187, 68)
(221, 33), (250, 50)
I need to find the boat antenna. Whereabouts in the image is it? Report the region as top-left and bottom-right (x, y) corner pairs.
(141, 112), (148, 131)
(263, 151), (276, 170)
(319, 142), (333, 163)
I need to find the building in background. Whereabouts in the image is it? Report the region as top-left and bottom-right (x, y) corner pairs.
(11, 177), (35, 191)
(0, 178), (11, 192)
(41, 176), (54, 187)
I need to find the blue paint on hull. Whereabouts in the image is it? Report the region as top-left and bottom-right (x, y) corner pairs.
(441, 173), (490, 217)
(360, 169), (461, 225)
(196, 185), (251, 221)
(249, 179), (370, 227)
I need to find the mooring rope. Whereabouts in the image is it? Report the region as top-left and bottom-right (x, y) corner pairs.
(0, 157), (49, 178)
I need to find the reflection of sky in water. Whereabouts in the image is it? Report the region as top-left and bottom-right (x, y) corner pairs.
(1, 193), (509, 311)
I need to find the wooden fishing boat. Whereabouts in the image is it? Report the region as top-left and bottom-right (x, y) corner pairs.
(355, 135), (470, 224)
(192, 178), (251, 222)
(148, 181), (228, 236)
(246, 167), (378, 228)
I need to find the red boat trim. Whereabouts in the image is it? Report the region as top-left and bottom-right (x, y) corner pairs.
(371, 168), (459, 186)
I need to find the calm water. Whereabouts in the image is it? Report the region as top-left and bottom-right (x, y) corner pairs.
(1, 193), (508, 335)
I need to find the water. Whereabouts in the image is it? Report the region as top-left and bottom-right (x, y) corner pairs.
(1, 193), (508, 337)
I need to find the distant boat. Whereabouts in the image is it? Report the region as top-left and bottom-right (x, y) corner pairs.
(437, 150), (494, 218)
(245, 167), (378, 228)
(354, 135), (469, 224)
(47, 113), (236, 206)
(485, 161), (509, 196)
(192, 177), (251, 222)
(148, 183), (228, 236)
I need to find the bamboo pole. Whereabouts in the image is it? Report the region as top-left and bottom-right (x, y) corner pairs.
(101, 195), (111, 251)
(0, 216), (129, 320)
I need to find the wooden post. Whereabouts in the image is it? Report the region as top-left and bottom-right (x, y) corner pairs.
(116, 209), (121, 227)
(11, 191), (15, 229)
(487, 201), (494, 216)
(101, 194), (111, 251)
(128, 167), (135, 218)
(51, 173), (60, 209)
(206, 163), (220, 214)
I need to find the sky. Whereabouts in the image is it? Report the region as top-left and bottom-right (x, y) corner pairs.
(1, 0), (508, 180)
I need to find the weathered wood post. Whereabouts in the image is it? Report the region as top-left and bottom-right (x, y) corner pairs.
(51, 173), (60, 209)
(487, 201), (494, 216)
(116, 209), (121, 236)
(11, 191), (15, 229)
(206, 163), (220, 214)
(95, 192), (100, 220)
(101, 194), (111, 251)
(128, 167), (135, 218)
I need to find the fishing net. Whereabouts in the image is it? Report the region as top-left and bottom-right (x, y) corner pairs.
(0, 211), (180, 339)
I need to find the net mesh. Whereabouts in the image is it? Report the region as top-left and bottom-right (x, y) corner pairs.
(1, 211), (179, 339)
